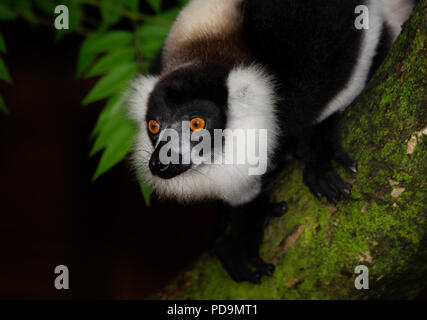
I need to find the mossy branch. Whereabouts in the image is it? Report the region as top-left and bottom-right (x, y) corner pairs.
(154, 1), (427, 300)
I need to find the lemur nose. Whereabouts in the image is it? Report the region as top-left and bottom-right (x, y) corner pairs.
(149, 158), (170, 174)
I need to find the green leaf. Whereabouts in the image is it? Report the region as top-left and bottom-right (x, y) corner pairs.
(140, 40), (165, 59)
(0, 56), (12, 83)
(139, 23), (170, 40)
(90, 102), (128, 157)
(123, 0), (139, 11)
(138, 23), (170, 58)
(90, 95), (151, 205)
(70, 3), (85, 29)
(146, 0), (162, 13)
(82, 62), (138, 105)
(100, 0), (122, 27)
(84, 31), (134, 54)
(90, 95), (122, 140)
(34, 0), (56, 15)
(0, 95), (8, 114)
(77, 31), (133, 77)
(155, 6), (181, 23)
(141, 60), (151, 73)
(0, 32), (7, 53)
(0, 3), (15, 21)
(55, 29), (67, 43)
(92, 118), (138, 181)
(76, 32), (105, 77)
(14, 0), (33, 14)
(139, 179), (151, 206)
(86, 47), (135, 78)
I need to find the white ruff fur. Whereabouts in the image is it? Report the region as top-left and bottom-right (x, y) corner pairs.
(128, 65), (278, 206)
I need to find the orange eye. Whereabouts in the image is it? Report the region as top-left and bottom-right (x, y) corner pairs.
(148, 120), (160, 134)
(190, 118), (205, 131)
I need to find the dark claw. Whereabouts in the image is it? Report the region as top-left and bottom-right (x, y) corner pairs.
(342, 183), (352, 196)
(348, 161), (358, 173)
(334, 150), (358, 174)
(263, 216), (271, 228)
(318, 179), (339, 202)
(250, 257), (275, 277)
(304, 164), (352, 205)
(214, 238), (274, 283)
(323, 189), (339, 205)
(257, 264), (275, 277)
(330, 197), (338, 206)
(263, 263), (275, 276)
(252, 272), (262, 283)
(325, 169), (352, 198)
(271, 201), (288, 217)
(230, 267), (261, 284)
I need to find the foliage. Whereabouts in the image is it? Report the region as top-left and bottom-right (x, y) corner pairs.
(0, 0), (189, 204)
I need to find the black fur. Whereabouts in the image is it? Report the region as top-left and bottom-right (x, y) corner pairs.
(243, 0), (365, 131)
(213, 194), (287, 283)
(146, 63), (229, 146)
(211, 1), (370, 281)
(145, 64), (230, 178)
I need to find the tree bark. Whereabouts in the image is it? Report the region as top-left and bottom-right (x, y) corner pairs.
(154, 1), (427, 299)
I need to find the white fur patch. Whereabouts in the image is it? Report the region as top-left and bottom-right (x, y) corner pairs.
(127, 75), (160, 123)
(166, 0), (243, 42)
(129, 65), (278, 206)
(163, 0), (244, 71)
(316, 0), (384, 123)
(316, 0), (414, 123)
(380, 0), (415, 40)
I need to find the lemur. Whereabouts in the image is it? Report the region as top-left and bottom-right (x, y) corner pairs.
(128, 0), (415, 283)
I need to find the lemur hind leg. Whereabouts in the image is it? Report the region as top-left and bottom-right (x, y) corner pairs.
(298, 113), (358, 205)
(213, 194), (287, 283)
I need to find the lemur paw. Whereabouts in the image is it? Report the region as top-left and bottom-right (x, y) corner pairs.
(264, 201), (288, 227)
(213, 238), (274, 283)
(303, 165), (352, 205)
(334, 150), (358, 174)
(271, 201), (288, 217)
(249, 256), (275, 276)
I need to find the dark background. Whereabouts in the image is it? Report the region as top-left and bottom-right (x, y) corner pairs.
(0, 18), (220, 299)
(0, 7), (426, 300)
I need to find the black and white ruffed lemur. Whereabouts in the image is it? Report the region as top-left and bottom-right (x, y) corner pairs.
(127, 0), (416, 283)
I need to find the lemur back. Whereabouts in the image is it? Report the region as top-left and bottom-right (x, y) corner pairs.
(162, 0), (414, 129)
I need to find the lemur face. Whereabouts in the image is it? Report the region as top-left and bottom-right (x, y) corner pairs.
(145, 64), (229, 180)
(129, 64), (278, 203)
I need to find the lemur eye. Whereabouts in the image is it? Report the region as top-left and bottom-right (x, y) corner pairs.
(190, 117), (205, 131)
(148, 120), (160, 134)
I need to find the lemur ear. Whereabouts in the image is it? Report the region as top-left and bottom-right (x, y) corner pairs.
(127, 75), (160, 123)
